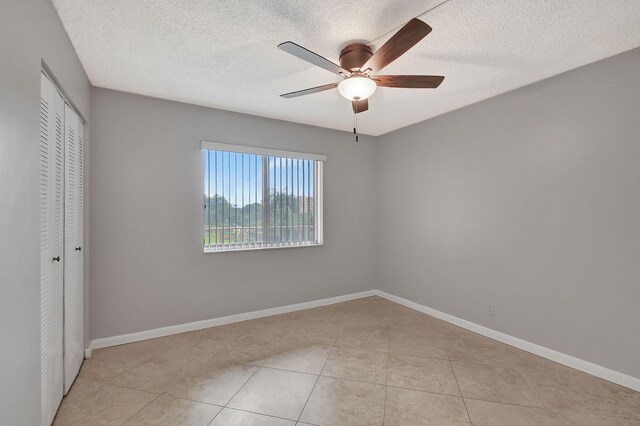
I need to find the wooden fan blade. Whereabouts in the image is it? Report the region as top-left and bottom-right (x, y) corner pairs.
(280, 83), (338, 99)
(375, 75), (444, 88)
(352, 99), (369, 113)
(362, 18), (432, 74)
(278, 41), (350, 76)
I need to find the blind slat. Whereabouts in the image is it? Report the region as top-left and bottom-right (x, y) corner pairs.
(297, 159), (301, 243)
(279, 157), (283, 244)
(206, 151), (210, 247)
(303, 159), (306, 243)
(221, 152), (225, 248)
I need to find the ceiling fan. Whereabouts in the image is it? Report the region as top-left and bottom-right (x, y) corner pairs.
(278, 18), (445, 114)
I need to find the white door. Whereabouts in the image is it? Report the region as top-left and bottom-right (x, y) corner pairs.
(63, 104), (85, 393)
(40, 72), (65, 426)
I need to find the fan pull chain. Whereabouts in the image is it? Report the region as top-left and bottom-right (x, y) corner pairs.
(353, 101), (359, 142)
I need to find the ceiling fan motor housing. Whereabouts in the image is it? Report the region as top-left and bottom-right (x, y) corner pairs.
(339, 43), (373, 72)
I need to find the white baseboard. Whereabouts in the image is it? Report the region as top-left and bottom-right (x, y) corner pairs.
(88, 290), (378, 351)
(84, 347), (93, 359)
(374, 290), (640, 392)
(86, 288), (639, 392)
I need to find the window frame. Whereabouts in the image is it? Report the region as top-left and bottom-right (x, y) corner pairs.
(201, 141), (325, 253)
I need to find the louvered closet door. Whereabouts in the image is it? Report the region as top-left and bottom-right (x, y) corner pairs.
(40, 73), (65, 426)
(64, 105), (84, 393)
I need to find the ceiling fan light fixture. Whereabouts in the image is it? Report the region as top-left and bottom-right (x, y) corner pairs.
(337, 76), (377, 101)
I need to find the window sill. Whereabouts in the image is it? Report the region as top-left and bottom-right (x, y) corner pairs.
(203, 243), (323, 254)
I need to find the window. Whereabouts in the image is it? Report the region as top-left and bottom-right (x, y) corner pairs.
(202, 141), (325, 252)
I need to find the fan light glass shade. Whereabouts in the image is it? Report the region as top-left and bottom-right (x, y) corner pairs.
(337, 76), (377, 101)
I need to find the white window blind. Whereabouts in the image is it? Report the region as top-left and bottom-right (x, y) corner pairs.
(202, 141), (325, 252)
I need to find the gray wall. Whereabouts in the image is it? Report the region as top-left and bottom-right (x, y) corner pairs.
(0, 0), (91, 424)
(377, 48), (640, 379)
(89, 88), (377, 339)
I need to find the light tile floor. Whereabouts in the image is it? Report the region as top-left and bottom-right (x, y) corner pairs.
(53, 296), (640, 425)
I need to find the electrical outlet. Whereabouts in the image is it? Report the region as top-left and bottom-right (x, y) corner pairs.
(487, 304), (495, 317)
(257, 290), (264, 302)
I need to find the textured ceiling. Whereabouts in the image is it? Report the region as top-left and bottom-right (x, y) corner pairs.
(51, 0), (640, 136)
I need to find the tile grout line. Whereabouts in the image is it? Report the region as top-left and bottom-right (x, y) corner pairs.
(108, 382), (164, 395)
(382, 322), (391, 425)
(449, 355), (473, 425)
(289, 371), (459, 397)
(248, 341), (471, 396)
(158, 393), (222, 408)
(118, 393), (162, 425)
(105, 334), (207, 389)
(107, 348), (337, 422)
(295, 334), (340, 423)
(461, 396), (549, 410)
(385, 383), (468, 398)
(509, 358), (550, 415)
(204, 361), (261, 426)
(468, 354), (573, 418)
(208, 406), (306, 425)
(106, 337), (229, 396)
(387, 351), (451, 362)
(211, 358), (263, 422)
(214, 323), (336, 423)
(213, 323), (306, 421)
(108, 332), (254, 426)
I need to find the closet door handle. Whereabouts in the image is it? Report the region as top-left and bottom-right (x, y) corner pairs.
(75, 247), (82, 251)
(52, 256), (61, 262)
